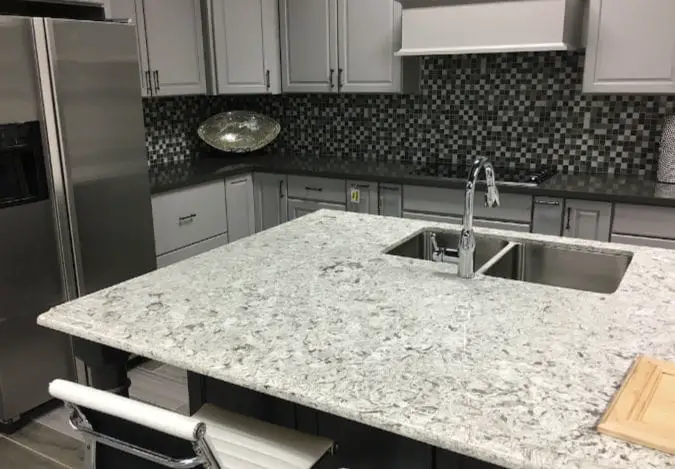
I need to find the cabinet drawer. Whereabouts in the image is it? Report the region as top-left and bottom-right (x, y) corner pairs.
(403, 185), (532, 222)
(152, 181), (227, 256)
(156, 233), (229, 268)
(287, 176), (346, 203)
(612, 234), (675, 250)
(613, 204), (675, 239)
(403, 211), (530, 232)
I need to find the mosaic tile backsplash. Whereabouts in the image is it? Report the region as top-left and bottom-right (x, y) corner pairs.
(143, 51), (675, 176)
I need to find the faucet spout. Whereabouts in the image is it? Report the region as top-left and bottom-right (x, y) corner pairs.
(458, 157), (500, 279)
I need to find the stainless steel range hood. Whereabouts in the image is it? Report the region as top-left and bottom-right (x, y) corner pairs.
(396, 0), (585, 56)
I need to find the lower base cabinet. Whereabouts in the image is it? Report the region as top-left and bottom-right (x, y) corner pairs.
(225, 175), (256, 242)
(156, 233), (228, 268)
(288, 198), (346, 220)
(254, 173), (288, 232)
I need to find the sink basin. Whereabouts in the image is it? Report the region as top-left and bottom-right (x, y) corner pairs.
(386, 230), (509, 266)
(482, 242), (633, 293)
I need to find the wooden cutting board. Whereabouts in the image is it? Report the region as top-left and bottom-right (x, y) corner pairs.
(598, 355), (675, 454)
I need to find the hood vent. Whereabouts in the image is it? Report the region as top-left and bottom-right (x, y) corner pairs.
(397, 0), (584, 56)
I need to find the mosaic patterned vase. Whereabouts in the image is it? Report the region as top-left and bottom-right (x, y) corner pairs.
(658, 115), (675, 183)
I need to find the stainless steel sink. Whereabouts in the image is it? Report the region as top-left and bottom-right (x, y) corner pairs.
(386, 230), (509, 266)
(481, 242), (633, 293)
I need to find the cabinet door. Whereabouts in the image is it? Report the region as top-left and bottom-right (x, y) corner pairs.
(563, 199), (612, 242)
(209, 0), (280, 94)
(254, 173), (288, 232)
(584, 0), (675, 94)
(347, 181), (378, 214)
(143, 0), (206, 96)
(288, 199), (345, 220)
(379, 184), (402, 217)
(107, 0), (150, 96)
(225, 175), (256, 242)
(337, 0), (402, 93)
(279, 0), (338, 93)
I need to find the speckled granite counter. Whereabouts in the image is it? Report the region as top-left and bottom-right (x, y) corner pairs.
(39, 211), (675, 469)
(149, 154), (675, 207)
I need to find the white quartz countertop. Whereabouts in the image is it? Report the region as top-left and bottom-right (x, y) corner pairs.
(38, 211), (675, 469)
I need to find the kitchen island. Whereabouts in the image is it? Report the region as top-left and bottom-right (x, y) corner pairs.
(38, 211), (675, 469)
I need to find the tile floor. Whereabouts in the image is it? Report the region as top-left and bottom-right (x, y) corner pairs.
(0, 361), (189, 469)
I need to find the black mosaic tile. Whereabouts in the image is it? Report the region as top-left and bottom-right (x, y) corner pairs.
(142, 51), (675, 176)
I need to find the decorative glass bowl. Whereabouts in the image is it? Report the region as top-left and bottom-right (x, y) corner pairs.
(197, 111), (280, 153)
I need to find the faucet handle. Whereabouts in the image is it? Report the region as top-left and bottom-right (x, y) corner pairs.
(485, 184), (500, 208)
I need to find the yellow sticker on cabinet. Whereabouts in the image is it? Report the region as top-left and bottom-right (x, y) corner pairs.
(350, 188), (360, 203)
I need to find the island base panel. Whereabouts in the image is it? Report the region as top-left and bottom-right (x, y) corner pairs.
(71, 338), (130, 396)
(189, 374), (505, 469)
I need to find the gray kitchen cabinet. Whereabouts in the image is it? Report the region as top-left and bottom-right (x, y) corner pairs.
(316, 411), (432, 469)
(279, 0), (336, 93)
(347, 180), (378, 214)
(279, 0), (417, 94)
(204, 0), (281, 94)
(379, 184), (403, 217)
(337, 0), (418, 93)
(403, 185), (532, 228)
(253, 173), (288, 232)
(106, 0), (149, 96)
(612, 234), (675, 250)
(288, 199), (346, 220)
(583, 0), (675, 94)
(403, 211), (530, 232)
(225, 174), (256, 242)
(156, 233), (229, 268)
(611, 203), (675, 249)
(151, 180), (228, 256)
(563, 199), (612, 242)
(140, 0), (206, 96)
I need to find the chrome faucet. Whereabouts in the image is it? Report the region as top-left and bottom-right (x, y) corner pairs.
(458, 157), (500, 279)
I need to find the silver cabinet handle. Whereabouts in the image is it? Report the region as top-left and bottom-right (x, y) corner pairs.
(279, 180), (285, 199)
(565, 207), (572, 230)
(153, 70), (160, 92)
(266, 70), (271, 90)
(329, 69), (335, 89)
(535, 199), (561, 206)
(305, 186), (323, 192)
(144, 70), (152, 95)
(178, 214), (196, 226)
(338, 68), (343, 89)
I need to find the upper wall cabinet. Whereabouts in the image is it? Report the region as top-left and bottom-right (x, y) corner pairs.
(279, 0), (419, 94)
(583, 0), (675, 94)
(109, 0), (207, 97)
(204, 0), (281, 95)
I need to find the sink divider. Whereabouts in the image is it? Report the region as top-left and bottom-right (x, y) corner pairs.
(476, 241), (519, 275)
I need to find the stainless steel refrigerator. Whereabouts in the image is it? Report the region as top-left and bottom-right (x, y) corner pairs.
(0, 16), (156, 427)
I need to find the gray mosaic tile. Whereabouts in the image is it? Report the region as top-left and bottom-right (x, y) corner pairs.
(142, 51), (675, 176)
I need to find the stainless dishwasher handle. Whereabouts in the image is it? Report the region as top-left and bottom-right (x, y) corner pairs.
(535, 199), (561, 206)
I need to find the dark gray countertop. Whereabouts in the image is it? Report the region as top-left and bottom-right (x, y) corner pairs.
(148, 153), (675, 207)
